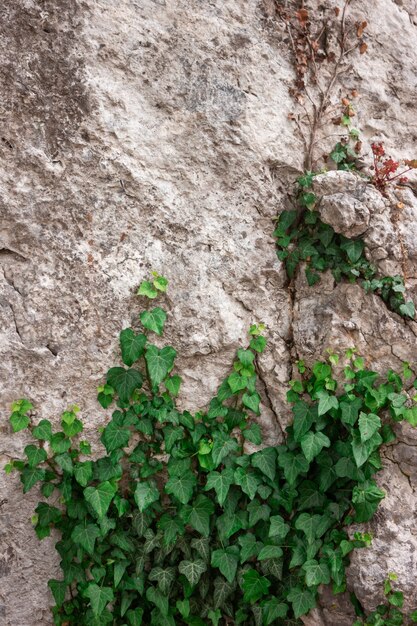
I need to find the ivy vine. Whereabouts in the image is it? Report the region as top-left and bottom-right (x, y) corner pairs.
(6, 277), (417, 625)
(275, 174), (416, 320)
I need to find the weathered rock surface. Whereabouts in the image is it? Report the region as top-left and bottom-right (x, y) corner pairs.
(2, 0), (417, 624)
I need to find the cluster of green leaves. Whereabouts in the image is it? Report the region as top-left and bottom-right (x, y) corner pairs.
(353, 573), (417, 626)
(7, 278), (417, 625)
(275, 174), (415, 319)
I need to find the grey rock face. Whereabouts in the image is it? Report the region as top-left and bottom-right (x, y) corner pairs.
(2, 0), (417, 624)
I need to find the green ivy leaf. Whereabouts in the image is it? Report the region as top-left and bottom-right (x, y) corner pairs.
(257, 545), (283, 560)
(302, 559), (331, 586)
(74, 461), (93, 487)
(126, 608), (144, 626)
(269, 515), (290, 540)
(211, 432), (239, 467)
(178, 559), (207, 586)
(120, 329), (147, 366)
(84, 583), (114, 616)
(277, 451), (309, 485)
(287, 587), (316, 619)
(317, 392), (339, 416)
(33, 419), (52, 441)
(48, 579), (67, 607)
(165, 375), (182, 397)
(340, 398), (362, 426)
(165, 474), (197, 504)
(24, 445), (47, 468)
(293, 401), (315, 441)
(300, 431), (331, 462)
(243, 423), (262, 445)
(182, 494), (214, 537)
(71, 522), (101, 554)
(145, 345), (177, 387)
(242, 569), (271, 604)
(251, 447), (276, 481)
(101, 420), (131, 453)
(341, 239), (364, 263)
(358, 412), (381, 442)
(262, 599), (288, 625)
(242, 392), (261, 415)
(234, 467), (259, 499)
(205, 468), (234, 506)
(20, 467), (46, 493)
(134, 481), (160, 512)
(149, 567), (176, 595)
(106, 367), (143, 403)
(140, 307), (167, 336)
(10, 411), (30, 432)
(399, 301), (415, 318)
(84, 481), (117, 518)
(211, 546), (240, 583)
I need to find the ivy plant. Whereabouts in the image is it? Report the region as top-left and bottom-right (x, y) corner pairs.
(6, 277), (417, 624)
(275, 175), (415, 319)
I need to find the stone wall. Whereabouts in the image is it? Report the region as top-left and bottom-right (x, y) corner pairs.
(1, 1), (417, 624)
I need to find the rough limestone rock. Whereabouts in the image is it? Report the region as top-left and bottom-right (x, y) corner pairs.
(2, 0), (417, 624)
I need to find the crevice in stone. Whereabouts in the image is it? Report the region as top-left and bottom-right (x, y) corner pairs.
(255, 357), (285, 437)
(9, 304), (23, 344)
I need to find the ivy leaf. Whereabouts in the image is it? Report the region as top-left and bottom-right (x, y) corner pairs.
(10, 411), (30, 432)
(158, 514), (184, 545)
(358, 412), (381, 442)
(317, 392), (339, 416)
(211, 546), (240, 583)
(165, 375), (182, 397)
(300, 431), (331, 462)
(106, 367), (143, 403)
(399, 301), (415, 318)
(84, 481), (117, 519)
(340, 398), (362, 426)
(248, 500), (271, 527)
(237, 349), (255, 367)
(145, 345), (177, 387)
(234, 467), (260, 500)
(277, 451), (309, 485)
(341, 239), (364, 263)
(242, 392), (261, 415)
(243, 423), (262, 445)
(20, 467), (45, 493)
(71, 522), (101, 554)
(242, 569), (271, 604)
(293, 401), (315, 441)
(262, 599), (288, 625)
(178, 559), (207, 586)
(126, 609), (144, 626)
(351, 434), (371, 468)
(120, 329), (147, 366)
(134, 481), (160, 512)
(24, 444), (47, 468)
(205, 468), (234, 506)
(48, 579), (67, 606)
(269, 515), (290, 540)
(211, 432), (239, 467)
(33, 419), (52, 441)
(165, 474), (197, 504)
(251, 447), (276, 481)
(287, 587), (316, 619)
(137, 280), (158, 299)
(101, 420), (130, 453)
(183, 494), (214, 537)
(250, 335), (267, 353)
(74, 461), (93, 488)
(146, 586), (169, 616)
(238, 534), (262, 563)
(84, 583), (114, 616)
(302, 559), (331, 586)
(140, 307), (167, 336)
(257, 545), (283, 560)
(149, 567), (176, 595)
(295, 513), (321, 543)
